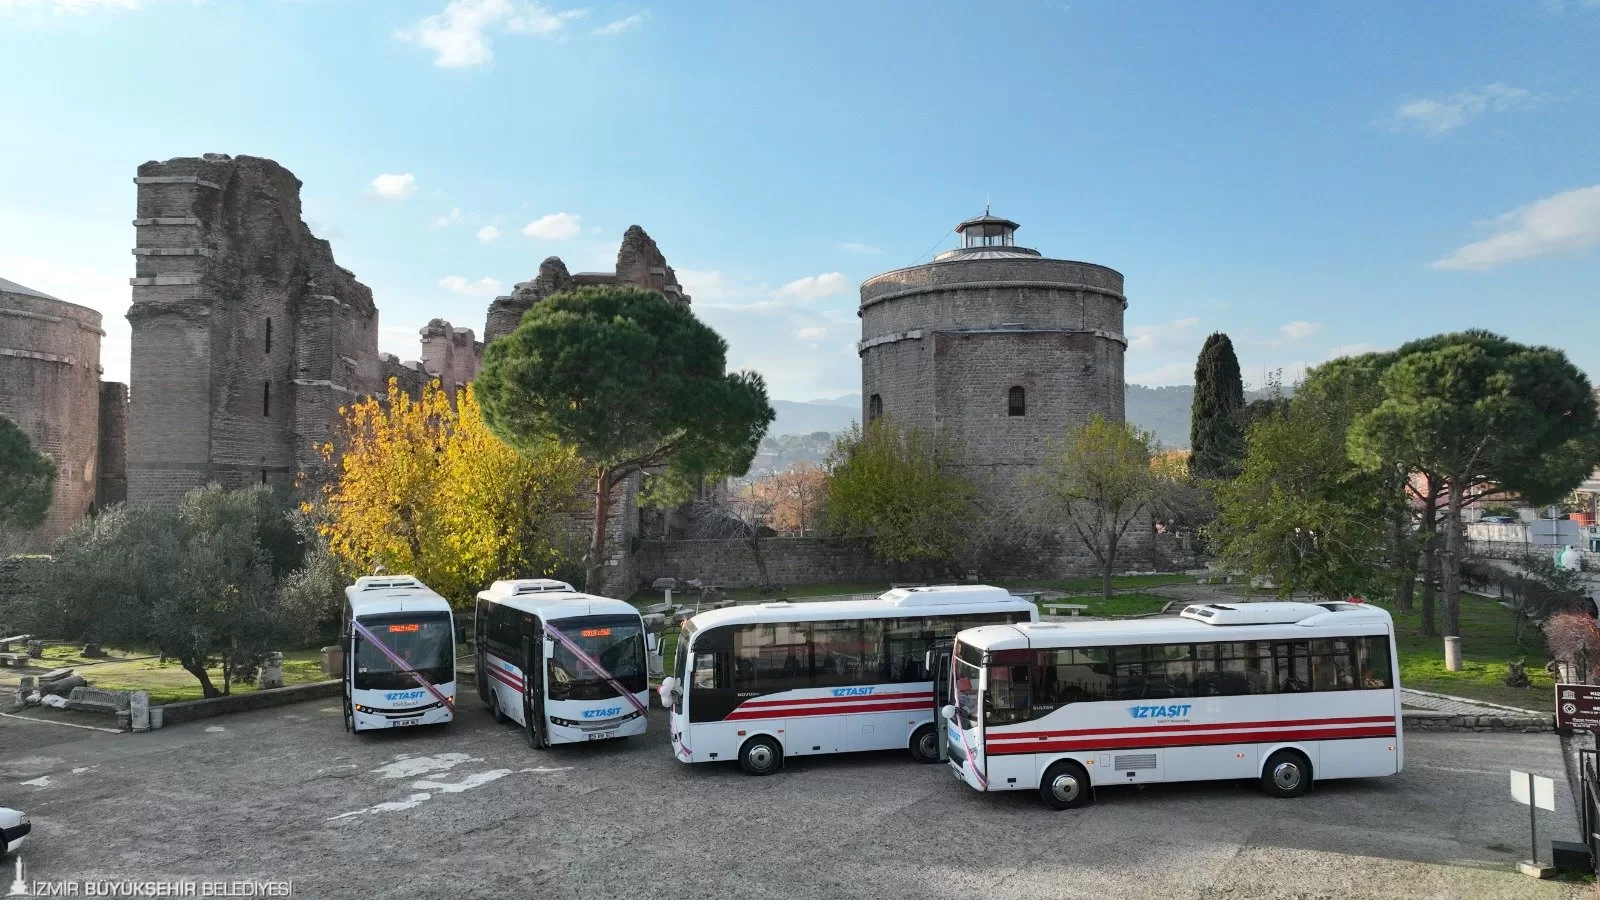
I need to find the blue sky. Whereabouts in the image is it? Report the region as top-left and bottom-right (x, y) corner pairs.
(2, 1), (1598, 401)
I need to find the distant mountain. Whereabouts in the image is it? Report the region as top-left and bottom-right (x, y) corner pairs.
(769, 398), (859, 437)
(768, 386), (1276, 450)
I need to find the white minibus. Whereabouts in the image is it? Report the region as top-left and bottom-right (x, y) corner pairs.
(658, 585), (1037, 775)
(474, 580), (651, 748)
(939, 601), (1402, 808)
(341, 575), (457, 733)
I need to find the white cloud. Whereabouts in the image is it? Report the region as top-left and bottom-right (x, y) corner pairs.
(369, 173), (417, 200)
(697, 299), (785, 313)
(591, 11), (644, 36)
(396, 0), (585, 69)
(477, 225), (502, 243)
(522, 211), (581, 240)
(1279, 321), (1322, 341)
(677, 269), (734, 300)
(1126, 315), (1200, 353)
(438, 275), (503, 296)
(773, 272), (848, 301)
(433, 207), (463, 228)
(1431, 184), (1600, 270)
(794, 326), (827, 341)
(1394, 83), (1532, 136)
(0, 0), (142, 11)
(835, 242), (882, 255)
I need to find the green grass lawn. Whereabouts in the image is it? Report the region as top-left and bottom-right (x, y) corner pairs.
(1371, 592), (1554, 712)
(2, 646), (330, 705)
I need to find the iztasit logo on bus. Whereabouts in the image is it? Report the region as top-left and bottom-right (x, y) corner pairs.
(583, 707), (623, 719)
(1128, 704), (1192, 719)
(384, 690), (427, 702)
(832, 687), (875, 697)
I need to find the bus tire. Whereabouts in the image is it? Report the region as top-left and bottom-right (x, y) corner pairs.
(739, 736), (782, 776)
(488, 688), (506, 724)
(1260, 749), (1312, 799)
(476, 653), (490, 705)
(909, 723), (940, 764)
(343, 694), (356, 733)
(1040, 760), (1093, 810)
(528, 697), (549, 750)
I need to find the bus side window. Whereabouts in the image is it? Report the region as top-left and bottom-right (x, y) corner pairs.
(1358, 637), (1392, 689)
(692, 652), (720, 690)
(1311, 638), (1356, 691)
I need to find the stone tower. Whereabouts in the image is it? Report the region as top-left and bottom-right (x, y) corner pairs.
(0, 277), (124, 548)
(857, 212), (1127, 509)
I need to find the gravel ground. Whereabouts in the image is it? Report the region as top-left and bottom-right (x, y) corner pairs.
(0, 688), (1588, 900)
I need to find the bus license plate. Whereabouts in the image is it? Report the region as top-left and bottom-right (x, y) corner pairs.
(587, 731), (615, 741)
(391, 719), (419, 727)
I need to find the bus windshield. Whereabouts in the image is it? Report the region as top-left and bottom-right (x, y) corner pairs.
(353, 611), (454, 691)
(549, 615), (647, 700)
(954, 640), (984, 727)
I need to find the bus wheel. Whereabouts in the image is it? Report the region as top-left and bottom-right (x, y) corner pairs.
(343, 695), (355, 733)
(1040, 760), (1093, 810)
(488, 690), (506, 724)
(739, 736), (782, 776)
(909, 724), (940, 764)
(1261, 749), (1312, 798)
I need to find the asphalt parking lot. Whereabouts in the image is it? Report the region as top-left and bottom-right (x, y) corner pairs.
(0, 688), (1588, 900)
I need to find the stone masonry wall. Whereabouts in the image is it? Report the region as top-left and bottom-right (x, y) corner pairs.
(96, 381), (128, 508)
(0, 285), (104, 549)
(636, 537), (901, 591)
(420, 318), (483, 397)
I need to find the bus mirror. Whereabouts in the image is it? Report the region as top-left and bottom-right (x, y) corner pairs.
(543, 639), (556, 659)
(940, 704), (956, 721)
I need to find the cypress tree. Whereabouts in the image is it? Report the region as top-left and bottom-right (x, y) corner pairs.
(1190, 332), (1245, 480)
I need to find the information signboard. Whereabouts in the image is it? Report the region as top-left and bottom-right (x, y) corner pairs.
(1555, 683), (1600, 732)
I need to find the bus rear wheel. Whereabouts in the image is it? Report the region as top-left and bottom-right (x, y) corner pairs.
(910, 724), (940, 764)
(1040, 760), (1093, 810)
(739, 736), (782, 776)
(1261, 749), (1312, 798)
(488, 689), (506, 724)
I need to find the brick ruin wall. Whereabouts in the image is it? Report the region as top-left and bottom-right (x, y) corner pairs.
(0, 287), (123, 550)
(126, 154), (481, 505)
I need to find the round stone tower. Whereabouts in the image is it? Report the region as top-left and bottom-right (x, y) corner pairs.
(0, 277), (105, 548)
(858, 212), (1127, 508)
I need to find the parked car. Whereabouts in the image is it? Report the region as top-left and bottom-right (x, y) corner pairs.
(0, 807), (28, 856)
(1480, 515), (1518, 524)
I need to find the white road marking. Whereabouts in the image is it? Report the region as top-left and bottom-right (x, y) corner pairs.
(371, 752), (481, 779)
(412, 770), (512, 793)
(70, 767), (94, 775)
(518, 766), (574, 774)
(21, 776), (52, 787)
(205, 726), (226, 733)
(327, 792), (432, 821)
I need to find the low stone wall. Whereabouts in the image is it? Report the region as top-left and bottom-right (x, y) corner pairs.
(157, 679), (341, 726)
(636, 537), (900, 590)
(1403, 711), (1554, 733)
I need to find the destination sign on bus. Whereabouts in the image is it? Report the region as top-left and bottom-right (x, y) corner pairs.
(388, 623), (421, 633)
(581, 628), (612, 637)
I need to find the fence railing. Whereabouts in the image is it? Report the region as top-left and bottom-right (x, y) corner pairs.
(1579, 748), (1600, 875)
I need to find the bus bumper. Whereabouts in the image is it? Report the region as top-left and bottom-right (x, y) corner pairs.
(352, 702), (453, 731)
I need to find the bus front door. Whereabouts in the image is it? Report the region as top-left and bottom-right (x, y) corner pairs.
(522, 634), (548, 749)
(930, 638), (954, 762)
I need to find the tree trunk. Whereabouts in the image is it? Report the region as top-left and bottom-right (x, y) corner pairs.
(1441, 477), (1464, 641)
(1419, 484), (1438, 637)
(586, 467), (613, 597)
(1102, 534), (1118, 603)
(748, 534), (771, 593)
(181, 657), (222, 699)
(1391, 515), (1415, 613)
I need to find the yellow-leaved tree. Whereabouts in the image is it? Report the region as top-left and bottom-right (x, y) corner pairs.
(316, 378), (587, 604)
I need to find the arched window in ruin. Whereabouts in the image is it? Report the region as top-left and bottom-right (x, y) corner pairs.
(1008, 386), (1026, 417)
(868, 393), (883, 422)
(262, 380), (271, 417)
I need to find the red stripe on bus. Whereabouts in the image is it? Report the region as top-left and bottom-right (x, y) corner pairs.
(984, 725), (1396, 756)
(487, 668), (523, 691)
(734, 691), (933, 710)
(987, 715), (1396, 742)
(725, 700), (931, 721)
